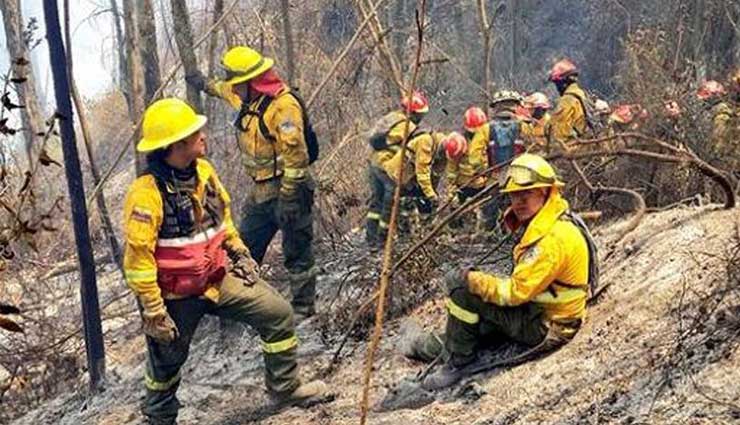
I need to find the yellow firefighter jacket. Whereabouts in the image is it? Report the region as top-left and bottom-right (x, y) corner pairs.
(446, 123), (490, 191)
(548, 83), (588, 149)
(466, 188), (589, 322)
(123, 159), (246, 316)
(521, 113), (551, 152)
(382, 131), (443, 199)
(210, 82), (309, 198)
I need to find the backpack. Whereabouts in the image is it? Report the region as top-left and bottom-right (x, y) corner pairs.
(368, 112), (408, 151)
(563, 91), (600, 138)
(561, 210), (600, 297)
(487, 119), (523, 167)
(236, 91), (320, 164)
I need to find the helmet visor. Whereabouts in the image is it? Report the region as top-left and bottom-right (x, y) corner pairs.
(500, 164), (557, 188)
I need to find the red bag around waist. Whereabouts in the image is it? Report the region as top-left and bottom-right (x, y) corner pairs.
(154, 227), (227, 296)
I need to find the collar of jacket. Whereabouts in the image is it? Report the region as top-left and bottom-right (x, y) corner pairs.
(503, 189), (570, 248)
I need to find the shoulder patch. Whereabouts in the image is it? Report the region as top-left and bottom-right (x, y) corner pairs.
(279, 120), (298, 134)
(520, 245), (540, 265)
(131, 207), (153, 224)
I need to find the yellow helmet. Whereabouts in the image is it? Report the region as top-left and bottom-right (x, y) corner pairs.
(500, 153), (565, 193)
(221, 46), (274, 85)
(137, 98), (208, 153)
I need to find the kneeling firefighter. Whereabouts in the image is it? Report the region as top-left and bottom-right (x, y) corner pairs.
(123, 98), (328, 424)
(400, 154), (599, 390)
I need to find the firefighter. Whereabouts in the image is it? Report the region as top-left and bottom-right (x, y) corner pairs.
(379, 120), (446, 235)
(697, 80), (734, 149)
(366, 91), (430, 246)
(444, 108), (490, 231)
(186, 46), (318, 320)
(546, 58), (588, 151)
(123, 98), (327, 424)
(520, 92), (552, 152)
(400, 154), (595, 390)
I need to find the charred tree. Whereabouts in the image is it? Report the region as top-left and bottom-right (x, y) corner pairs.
(109, 0), (128, 93)
(137, 0), (162, 103)
(42, 0), (106, 392)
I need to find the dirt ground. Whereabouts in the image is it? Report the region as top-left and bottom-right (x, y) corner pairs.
(9, 205), (740, 425)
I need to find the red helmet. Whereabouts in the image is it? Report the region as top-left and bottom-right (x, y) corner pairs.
(463, 107), (488, 132)
(610, 104), (635, 124)
(401, 90), (429, 114)
(548, 59), (578, 82)
(524, 92), (551, 110)
(443, 132), (468, 160)
(696, 80), (727, 100)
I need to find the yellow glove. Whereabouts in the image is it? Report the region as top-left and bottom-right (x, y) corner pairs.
(142, 309), (179, 344)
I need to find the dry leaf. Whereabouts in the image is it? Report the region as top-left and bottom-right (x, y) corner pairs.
(0, 316), (23, 333)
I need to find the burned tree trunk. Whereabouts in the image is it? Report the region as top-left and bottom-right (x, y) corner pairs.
(137, 0), (162, 103)
(0, 0), (45, 168)
(170, 0), (203, 112)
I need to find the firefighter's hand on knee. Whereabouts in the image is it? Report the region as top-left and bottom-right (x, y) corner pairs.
(232, 255), (261, 286)
(142, 311), (179, 344)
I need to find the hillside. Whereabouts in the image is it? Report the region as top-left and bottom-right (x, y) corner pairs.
(9, 204), (740, 425)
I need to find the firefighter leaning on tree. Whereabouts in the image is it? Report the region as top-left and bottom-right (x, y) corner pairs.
(365, 91), (430, 246)
(400, 154), (597, 390)
(520, 92), (552, 152)
(186, 46), (318, 319)
(546, 59), (588, 151)
(122, 98), (327, 424)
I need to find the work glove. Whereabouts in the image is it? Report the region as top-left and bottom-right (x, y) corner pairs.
(231, 254), (261, 286)
(444, 268), (470, 294)
(418, 196), (438, 216)
(142, 310), (179, 344)
(185, 71), (207, 92)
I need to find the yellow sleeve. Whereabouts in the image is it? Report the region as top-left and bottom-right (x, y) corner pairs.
(122, 177), (165, 317)
(271, 94), (309, 196)
(208, 80), (242, 110)
(414, 134), (437, 199)
(469, 126), (489, 175)
(467, 238), (562, 306)
(549, 96), (580, 145)
(446, 157), (460, 187)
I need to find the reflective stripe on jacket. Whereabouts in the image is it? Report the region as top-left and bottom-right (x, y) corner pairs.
(123, 159), (247, 313)
(446, 124), (490, 190)
(210, 82), (309, 197)
(466, 189), (589, 322)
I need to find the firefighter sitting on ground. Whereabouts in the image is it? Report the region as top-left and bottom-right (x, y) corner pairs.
(186, 46), (318, 320)
(400, 154), (598, 390)
(365, 91), (430, 247)
(123, 98), (327, 424)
